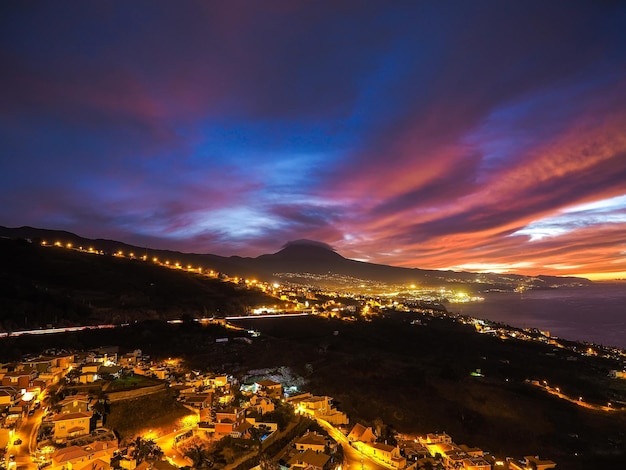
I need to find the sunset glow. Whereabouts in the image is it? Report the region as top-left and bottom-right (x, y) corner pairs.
(2, 2), (626, 279)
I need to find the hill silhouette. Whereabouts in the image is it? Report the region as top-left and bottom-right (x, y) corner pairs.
(0, 237), (274, 331)
(253, 239), (345, 273)
(0, 226), (591, 291)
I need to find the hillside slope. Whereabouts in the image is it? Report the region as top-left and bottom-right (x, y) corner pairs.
(0, 238), (274, 331)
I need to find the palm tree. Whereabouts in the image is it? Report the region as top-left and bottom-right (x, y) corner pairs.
(182, 442), (212, 469)
(92, 390), (109, 419)
(133, 437), (159, 463)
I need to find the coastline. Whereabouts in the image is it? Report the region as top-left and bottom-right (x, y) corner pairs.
(453, 282), (626, 349)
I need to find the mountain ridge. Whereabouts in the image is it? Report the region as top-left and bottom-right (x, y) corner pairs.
(0, 225), (591, 289)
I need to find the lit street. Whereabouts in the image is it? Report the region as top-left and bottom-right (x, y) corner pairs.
(533, 382), (625, 412)
(153, 427), (195, 467)
(312, 417), (389, 470)
(6, 413), (38, 470)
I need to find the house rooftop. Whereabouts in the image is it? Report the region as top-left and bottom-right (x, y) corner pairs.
(464, 457), (490, 465)
(295, 431), (328, 446)
(74, 457), (110, 470)
(53, 446), (89, 463)
(135, 462), (151, 470)
(302, 395), (328, 403)
(58, 394), (90, 404)
(372, 442), (396, 453)
(348, 423), (372, 440)
(2, 370), (35, 377)
(217, 406), (240, 414)
(288, 449), (330, 468)
(525, 455), (557, 466)
(255, 379), (281, 387)
(459, 444), (483, 454)
(152, 459), (180, 470)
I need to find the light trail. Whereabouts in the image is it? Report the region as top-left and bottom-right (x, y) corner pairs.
(0, 324), (119, 338)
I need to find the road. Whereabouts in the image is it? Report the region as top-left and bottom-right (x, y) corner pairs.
(6, 409), (41, 470)
(311, 417), (389, 470)
(532, 382), (625, 412)
(0, 324), (118, 338)
(154, 427), (194, 467)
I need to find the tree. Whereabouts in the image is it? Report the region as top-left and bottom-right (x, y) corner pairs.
(259, 454), (280, 470)
(262, 403), (293, 431)
(248, 424), (271, 455)
(182, 440), (212, 469)
(421, 461), (434, 470)
(92, 390), (110, 417)
(373, 417), (384, 437)
(132, 437), (161, 463)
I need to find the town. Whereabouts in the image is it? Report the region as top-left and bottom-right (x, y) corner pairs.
(2, 343), (558, 470)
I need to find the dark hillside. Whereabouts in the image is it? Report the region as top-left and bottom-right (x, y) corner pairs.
(0, 238), (274, 331)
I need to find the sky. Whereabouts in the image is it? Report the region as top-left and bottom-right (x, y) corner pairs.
(2, 1), (626, 280)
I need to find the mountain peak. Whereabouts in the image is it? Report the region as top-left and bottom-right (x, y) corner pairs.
(282, 239), (336, 252)
(253, 239), (344, 272)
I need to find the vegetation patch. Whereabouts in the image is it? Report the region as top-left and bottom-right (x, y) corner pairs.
(106, 375), (163, 392)
(106, 389), (190, 440)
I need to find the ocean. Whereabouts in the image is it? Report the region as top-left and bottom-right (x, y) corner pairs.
(450, 282), (626, 349)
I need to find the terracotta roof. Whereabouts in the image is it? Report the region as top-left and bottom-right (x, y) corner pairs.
(234, 421), (253, 434)
(135, 462), (151, 470)
(288, 449), (330, 469)
(255, 379), (281, 387)
(52, 446), (89, 463)
(74, 457), (111, 470)
(525, 455), (557, 466)
(372, 442), (396, 453)
(464, 457), (490, 466)
(2, 370), (34, 377)
(63, 393), (90, 400)
(302, 395), (327, 403)
(52, 440), (117, 464)
(89, 441), (117, 452)
(152, 459), (179, 470)
(348, 423), (368, 440)
(58, 394), (91, 405)
(295, 431), (327, 446)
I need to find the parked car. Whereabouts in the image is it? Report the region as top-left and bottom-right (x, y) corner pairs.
(14, 438), (22, 445)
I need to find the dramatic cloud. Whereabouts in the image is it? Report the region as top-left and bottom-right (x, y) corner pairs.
(2, 1), (626, 279)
